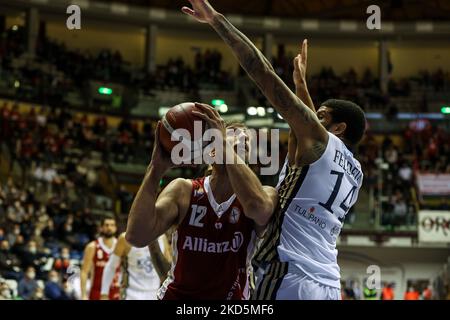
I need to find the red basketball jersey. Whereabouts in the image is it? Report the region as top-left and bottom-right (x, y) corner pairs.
(89, 238), (121, 300)
(159, 176), (256, 300)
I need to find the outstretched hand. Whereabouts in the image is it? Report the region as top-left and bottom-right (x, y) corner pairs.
(293, 39), (308, 87)
(181, 0), (218, 24)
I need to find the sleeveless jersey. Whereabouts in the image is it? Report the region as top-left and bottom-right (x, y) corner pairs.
(120, 241), (163, 299)
(89, 237), (120, 300)
(253, 132), (363, 294)
(158, 176), (256, 300)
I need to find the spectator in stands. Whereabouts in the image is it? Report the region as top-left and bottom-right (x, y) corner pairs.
(6, 224), (22, 245)
(10, 234), (25, 257)
(18, 266), (38, 300)
(44, 270), (70, 300)
(352, 280), (362, 300)
(392, 191), (408, 226)
(422, 284), (433, 300)
(363, 284), (378, 300)
(0, 239), (22, 280)
(18, 240), (47, 277)
(53, 247), (71, 275)
(404, 286), (420, 300)
(381, 282), (395, 300)
(398, 161), (413, 190)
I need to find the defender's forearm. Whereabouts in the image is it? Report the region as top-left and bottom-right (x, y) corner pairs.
(209, 14), (315, 128)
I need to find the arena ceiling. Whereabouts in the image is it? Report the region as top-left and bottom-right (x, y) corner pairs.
(118, 0), (450, 21)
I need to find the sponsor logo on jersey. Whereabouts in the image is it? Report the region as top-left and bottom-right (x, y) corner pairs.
(294, 205), (327, 229)
(181, 232), (244, 253)
(229, 207), (241, 224)
(215, 222), (223, 230)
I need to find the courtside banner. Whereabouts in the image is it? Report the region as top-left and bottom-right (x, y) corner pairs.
(418, 210), (450, 243)
(416, 173), (450, 196)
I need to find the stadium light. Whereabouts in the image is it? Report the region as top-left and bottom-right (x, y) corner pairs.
(257, 107), (266, 117)
(247, 107), (257, 116)
(211, 99), (225, 106)
(267, 107), (274, 113)
(441, 106), (450, 114)
(98, 87), (113, 95)
(219, 104), (228, 113)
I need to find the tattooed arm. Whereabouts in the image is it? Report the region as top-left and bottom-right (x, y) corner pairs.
(181, 0), (328, 163)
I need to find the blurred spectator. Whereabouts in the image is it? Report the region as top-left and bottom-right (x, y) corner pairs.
(53, 247), (71, 275)
(422, 284), (433, 300)
(44, 270), (70, 300)
(363, 285), (378, 300)
(0, 240), (22, 280)
(404, 286), (420, 300)
(18, 266), (38, 300)
(18, 240), (47, 276)
(381, 282), (395, 300)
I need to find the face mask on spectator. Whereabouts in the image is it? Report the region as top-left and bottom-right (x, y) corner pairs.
(29, 247), (37, 254)
(49, 276), (59, 283)
(26, 271), (36, 279)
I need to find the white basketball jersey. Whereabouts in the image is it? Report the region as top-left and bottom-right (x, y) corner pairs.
(277, 132), (363, 288)
(122, 238), (165, 298)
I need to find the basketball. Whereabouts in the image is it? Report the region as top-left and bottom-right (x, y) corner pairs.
(159, 102), (208, 154)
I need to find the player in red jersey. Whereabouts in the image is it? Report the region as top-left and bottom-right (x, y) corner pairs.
(80, 217), (120, 300)
(126, 103), (278, 300)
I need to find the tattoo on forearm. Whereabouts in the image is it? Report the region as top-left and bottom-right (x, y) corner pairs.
(211, 14), (315, 125)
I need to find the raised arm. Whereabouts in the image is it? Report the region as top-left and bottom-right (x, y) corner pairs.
(182, 0), (328, 152)
(289, 39), (317, 166)
(192, 103), (278, 234)
(125, 122), (191, 247)
(293, 39), (315, 112)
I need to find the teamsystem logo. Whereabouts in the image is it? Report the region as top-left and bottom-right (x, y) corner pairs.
(166, 120), (280, 176)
